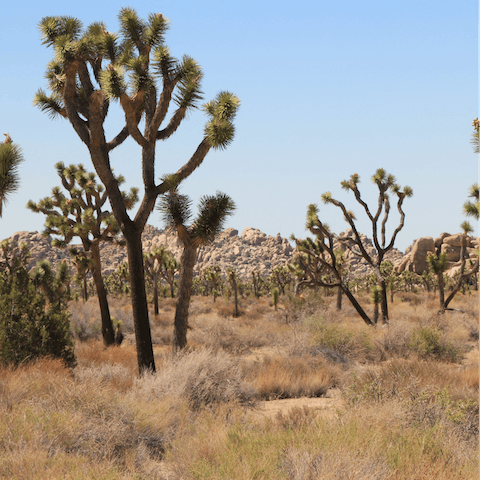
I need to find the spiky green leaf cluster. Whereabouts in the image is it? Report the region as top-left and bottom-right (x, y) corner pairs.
(426, 252), (448, 274)
(158, 188), (192, 229)
(192, 192), (235, 243)
(0, 140), (24, 217)
(204, 92), (240, 150)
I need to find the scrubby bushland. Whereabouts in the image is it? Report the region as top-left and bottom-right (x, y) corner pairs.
(0, 241), (75, 367)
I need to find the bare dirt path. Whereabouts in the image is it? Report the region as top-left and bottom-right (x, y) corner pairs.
(253, 388), (344, 420)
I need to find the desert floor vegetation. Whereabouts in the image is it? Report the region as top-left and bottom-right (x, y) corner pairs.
(1, 291), (478, 479)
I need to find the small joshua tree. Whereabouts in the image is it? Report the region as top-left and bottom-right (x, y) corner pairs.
(0, 134), (23, 218)
(227, 268), (240, 317)
(321, 169), (413, 323)
(426, 252), (448, 312)
(159, 188), (235, 351)
(144, 246), (177, 314)
(28, 163), (138, 345)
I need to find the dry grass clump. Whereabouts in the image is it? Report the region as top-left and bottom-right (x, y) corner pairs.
(0, 358), (167, 479)
(244, 355), (341, 400)
(131, 348), (258, 410)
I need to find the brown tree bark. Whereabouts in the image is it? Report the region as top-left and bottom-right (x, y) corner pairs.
(91, 242), (115, 345)
(124, 226), (156, 372)
(173, 244), (197, 352)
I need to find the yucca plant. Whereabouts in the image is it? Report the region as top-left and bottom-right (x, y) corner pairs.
(159, 188), (235, 351)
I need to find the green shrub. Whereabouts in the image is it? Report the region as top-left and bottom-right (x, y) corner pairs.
(408, 326), (462, 363)
(0, 241), (75, 367)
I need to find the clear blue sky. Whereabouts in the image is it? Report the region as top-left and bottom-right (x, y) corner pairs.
(1, 1), (478, 252)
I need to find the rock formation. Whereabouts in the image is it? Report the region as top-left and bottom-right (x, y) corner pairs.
(2, 226), (476, 281)
(397, 233), (479, 276)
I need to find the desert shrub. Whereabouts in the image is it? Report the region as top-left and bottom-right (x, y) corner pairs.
(408, 325), (463, 362)
(307, 316), (377, 361)
(0, 242), (75, 367)
(406, 388), (479, 440)
(132, 348), (258, 410)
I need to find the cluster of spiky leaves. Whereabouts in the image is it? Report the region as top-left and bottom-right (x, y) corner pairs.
(203, 91), (240, 149)
(0, 135), (24, 217)
(27, 163), (137, 247)
(426, 252), (449, 275)
(159, 188), (235, 248)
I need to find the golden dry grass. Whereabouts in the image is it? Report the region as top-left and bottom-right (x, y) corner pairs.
(1, 289), (478, 479)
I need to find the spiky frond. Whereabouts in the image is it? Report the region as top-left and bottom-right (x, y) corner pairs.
(158, 188), (192, 230)
(99, 65), (127, 99)
(321, 192), (332, 204)
(203, 92), (240, 150)
(460, 221), (473, 234)
(0, 141), (24, 217)
(306, 203), (320, 230)
(34, 90), (65, 119)
(426, 252), (448, 274)
(192, 192), (235, 245)
(145, 13), (169, 47)
(152, 45), (177, 79)
(39, 16), (83, 46)
(118, 7), (146, 46)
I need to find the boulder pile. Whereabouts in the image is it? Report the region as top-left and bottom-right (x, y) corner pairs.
(396, 233), (479, 276)
(2, 226), (476, 281)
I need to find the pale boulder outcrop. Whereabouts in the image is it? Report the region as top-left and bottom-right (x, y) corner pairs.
(396, 237), (435, 275)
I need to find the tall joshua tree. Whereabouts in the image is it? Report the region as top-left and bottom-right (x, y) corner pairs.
(35, 10), (240, 372)
(159, 188), (235, 351)
(0, 134), (23, 218)
(322, 169), (413, 323)
(28, 162), (138, 345)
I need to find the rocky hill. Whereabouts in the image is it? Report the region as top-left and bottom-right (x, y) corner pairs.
(2, 227), (476, 281)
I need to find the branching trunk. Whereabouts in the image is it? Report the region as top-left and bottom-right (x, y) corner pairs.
(91, 242), (115, 345)
(173, 244), (197, 352)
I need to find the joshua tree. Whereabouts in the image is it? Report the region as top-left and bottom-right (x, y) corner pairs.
(227, 268), (240, 317)
(28, 163), (137, 346)
(291, 204), (374, 326)
(144, 246), (177, 314)
(159, 188), (235, 351)
(69, 247), (94, 301)
(202, 265), (222, 300)
(321, 169), (413, 323)
(35, 10), (240, 372)
(426, 252), (448, 312)
(370, 285), (382, 325)
(0, 134), (23, 218)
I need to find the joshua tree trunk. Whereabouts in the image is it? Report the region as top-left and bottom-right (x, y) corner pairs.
(336, 286), (343, 311)
(437, 272), (446, 313)
(233, 280), (239, 317)
(83, 276), (88, 301)
(340, 284), (374, 326)
(173, 244), (197, 352)
(124, 227), (155, 372)
(153, 271), (159, 315)
(91, 242), (115, 345)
